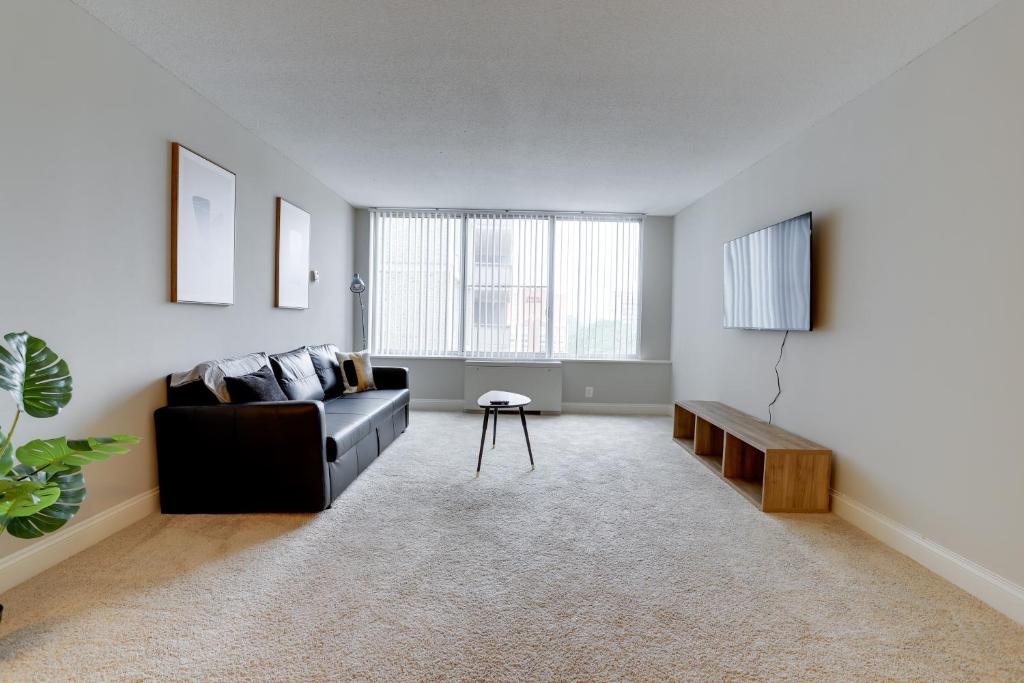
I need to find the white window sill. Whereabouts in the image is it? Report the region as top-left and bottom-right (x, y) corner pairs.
(371, 354), (671, 364)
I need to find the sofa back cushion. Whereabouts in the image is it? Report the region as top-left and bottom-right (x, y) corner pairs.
(269, 347), (326, 401)
(306, 343), (342, 398)
(165, 376), (219, 406)
(225, 365), (289, 403)
(169, 352), (270, 404)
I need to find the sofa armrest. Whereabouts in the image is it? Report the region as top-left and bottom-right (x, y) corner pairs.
(374, 366), (409, 390)
(154, 400), (330, 512)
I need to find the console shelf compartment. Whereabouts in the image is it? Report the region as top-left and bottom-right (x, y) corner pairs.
(673, 400), (831, 512)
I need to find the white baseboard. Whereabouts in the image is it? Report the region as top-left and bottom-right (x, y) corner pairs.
(0, 487), (160, 595)
(562, 402), (672, 416)
(831, 490), (1024, 625)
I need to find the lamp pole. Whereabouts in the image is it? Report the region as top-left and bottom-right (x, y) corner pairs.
(350, 273), (367, 349)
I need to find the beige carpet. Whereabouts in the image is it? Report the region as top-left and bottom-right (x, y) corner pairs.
(0, 412), (1021, 681)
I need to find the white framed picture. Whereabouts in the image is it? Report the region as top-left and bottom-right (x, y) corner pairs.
(171, 143), (236, 305)
(275, 198), (311, 309)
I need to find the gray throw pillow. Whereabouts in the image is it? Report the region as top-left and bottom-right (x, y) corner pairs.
(224, 365), (288, 403)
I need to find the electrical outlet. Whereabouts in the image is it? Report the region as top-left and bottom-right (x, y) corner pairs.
(585, 386), (594, 398)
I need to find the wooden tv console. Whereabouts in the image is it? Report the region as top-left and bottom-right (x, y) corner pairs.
(673, 401), (831, 512)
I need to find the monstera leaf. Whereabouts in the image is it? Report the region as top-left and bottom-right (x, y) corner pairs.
(0, 478), (62, 535)
(0, 332), (72, 418)
(0, 331), (139, 547)
(4, 466), (85, 539)
(16, 435), (139, 474)
(0, 428), (12, 476)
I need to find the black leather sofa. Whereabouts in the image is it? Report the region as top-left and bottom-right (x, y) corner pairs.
(154, 344), (409, 513)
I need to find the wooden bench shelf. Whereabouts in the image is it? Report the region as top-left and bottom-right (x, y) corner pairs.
(673, 400), (831, 512)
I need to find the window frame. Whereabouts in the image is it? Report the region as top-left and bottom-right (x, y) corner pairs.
(369, 209), (644, 360)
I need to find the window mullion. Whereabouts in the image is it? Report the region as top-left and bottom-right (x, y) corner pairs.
(634, 217), (645, 358)
(545, 215), (556, 359)
(459, 214), (468, 356)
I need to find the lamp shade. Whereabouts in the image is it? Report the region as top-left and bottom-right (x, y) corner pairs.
(349, 273), (366, 294)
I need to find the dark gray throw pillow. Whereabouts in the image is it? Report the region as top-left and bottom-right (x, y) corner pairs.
(224, 365), (289, 403)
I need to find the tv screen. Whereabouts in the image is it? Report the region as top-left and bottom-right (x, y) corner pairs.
(723, 212), (811, 331)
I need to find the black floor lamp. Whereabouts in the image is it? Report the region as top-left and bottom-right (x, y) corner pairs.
(350, 273), (367, 349)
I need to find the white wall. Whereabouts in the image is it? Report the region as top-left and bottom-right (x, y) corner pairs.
(382, 357), (670, 408)
(353, 210), (673, 407)
(638, 216), (674, 361)
(672, 0), (1024, 590)
(0, 1), (354, 565)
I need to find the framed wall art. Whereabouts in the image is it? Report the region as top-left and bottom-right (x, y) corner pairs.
(171, 142), (236, 305)
(275, 197), (311, 309)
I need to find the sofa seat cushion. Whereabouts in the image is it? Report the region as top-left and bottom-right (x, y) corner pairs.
(323, 388), (409, 462)
(324, 396), (394, 421)
(270, 348), (325, 401)
(335, 388), (410, 406)
(324, 412), (372, 461)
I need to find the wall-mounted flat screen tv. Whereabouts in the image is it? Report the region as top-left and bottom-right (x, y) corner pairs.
(723, 212), (811, 331)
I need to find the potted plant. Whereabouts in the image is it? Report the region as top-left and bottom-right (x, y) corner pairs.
(0, 332), (138, 622)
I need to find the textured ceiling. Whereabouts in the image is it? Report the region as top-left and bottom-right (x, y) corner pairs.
(73, 0), (1000, 214)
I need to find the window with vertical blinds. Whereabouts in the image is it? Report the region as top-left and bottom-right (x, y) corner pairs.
(369, 209), (642, 359)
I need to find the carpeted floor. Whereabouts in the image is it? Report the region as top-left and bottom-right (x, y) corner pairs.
(0, 411), (1021, 681)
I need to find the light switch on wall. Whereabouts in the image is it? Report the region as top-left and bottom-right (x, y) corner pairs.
(585, 386), (594, 398)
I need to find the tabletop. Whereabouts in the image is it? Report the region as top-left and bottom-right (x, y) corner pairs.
(477, 390), (531, 408)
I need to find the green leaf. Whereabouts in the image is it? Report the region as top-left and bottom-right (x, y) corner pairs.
(0, 427), (12, 476)
(0, 479), (61, 519)
(109, 434), (140, 443)
(15, 438), (82, 472)
(16, 435), (140, 472)
(0, 332), (73, 418)
(5, 467), (85, 539)
(69, 435), (139, 456)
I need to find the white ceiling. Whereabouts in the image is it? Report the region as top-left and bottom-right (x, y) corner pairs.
(74, 0), (1000, 215)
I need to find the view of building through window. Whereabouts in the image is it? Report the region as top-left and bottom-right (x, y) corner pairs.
(369, 209), (642, 359)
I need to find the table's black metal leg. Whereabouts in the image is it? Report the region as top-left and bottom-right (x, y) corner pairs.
(519, 406), (534, 469)
(492, 407), (498, 448)
(476, 407), (490, 476)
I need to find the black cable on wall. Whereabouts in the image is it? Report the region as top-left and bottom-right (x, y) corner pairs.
(768, 330), (789, 425)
